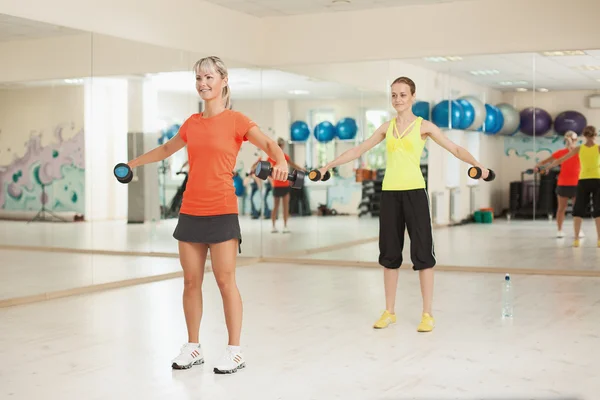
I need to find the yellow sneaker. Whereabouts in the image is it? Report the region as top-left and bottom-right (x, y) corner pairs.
(573, 239), (580, 248)
(597, 240), (600, 248)
(417, 313), (435, 332)
(373, 310), (396, 329)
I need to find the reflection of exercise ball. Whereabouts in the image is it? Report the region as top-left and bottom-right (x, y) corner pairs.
(520, 107), (553, 136)
(481, 104), (503, 135)
(290, 121), (310, 142)
(158, 123), (181, 144)
(314, 121), (336, 142)
(459, 96), (485, 130)
(412, 101), (430, 121)
(456, 99), (475, 129)
(496, 103), (520, 136)
(432, 100), (463, 129)
(336, 118), (358, 140)
(554, 110), (587, 135)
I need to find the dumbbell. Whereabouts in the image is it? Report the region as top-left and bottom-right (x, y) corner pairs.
(468, 166), (495, 182)
(114, 163), (133, 184)
(308, 169), (331, 182)
(254, 161), (305, 189)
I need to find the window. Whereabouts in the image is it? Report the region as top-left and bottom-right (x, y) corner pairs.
(364, 110), (390, 170)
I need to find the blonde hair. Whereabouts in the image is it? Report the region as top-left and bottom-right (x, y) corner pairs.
(564, 130), (577, 141)
(194, 56), (231, 109)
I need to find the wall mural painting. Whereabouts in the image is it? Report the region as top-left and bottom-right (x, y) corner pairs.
(0, 123), (85, 214)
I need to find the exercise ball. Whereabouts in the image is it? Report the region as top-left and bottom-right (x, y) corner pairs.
(166, 124), (180, 140)
(314, 121), (336, 143)
(554, 110), (587, 135)
(412, 101), (430, 121)
(432, 100), (463, 129)
(481, 104), (503, 134)
(336, 118), (358, 140)
(456, 99), (475, 129)
(496, 103), (520, 136)
(290, 121), (310, 142)
(520, 107), (553, 136)
(459, 96), (486, 130)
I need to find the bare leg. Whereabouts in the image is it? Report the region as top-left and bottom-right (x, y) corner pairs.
(178, 241), (208, 343)
(282, 193), (290, 228)
(595, 217), (600, 239)
(556, 195), (568, 232)
(271, 196), (280, 231)
(574, 216), (583, 240)
(210, 239), (242, 346)
(419, 268), (434, 315)
(384, 268), (399, 314)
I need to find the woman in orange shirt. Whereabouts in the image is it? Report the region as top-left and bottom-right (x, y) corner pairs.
(127, 56), (288, 374)
(534, 131), (582, 238)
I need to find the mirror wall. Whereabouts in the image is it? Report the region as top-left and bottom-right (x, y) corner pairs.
(2, 13), (598, 305)
(259, 51), (598, 272)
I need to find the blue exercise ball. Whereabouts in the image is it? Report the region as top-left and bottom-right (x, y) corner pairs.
(496, 103), (520, 136)
(290, 121), (310, 142)
(481, 104), (504, 134)
(314, 121), (336, 143)
(412, 101), (430, 121)
(456, 99), (475, 129)
(336, 118), (358, 140)
(554, 110), (587, 135)
(520, 107), (553, 136)
(459, 96), (486, 130)
(432, 100), (463, 129)
(165, 124), (180, 140)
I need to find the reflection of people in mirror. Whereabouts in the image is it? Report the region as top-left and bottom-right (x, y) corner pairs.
(316, 76), (491, 333)
(533, 131), (581, 238)
(267, 137), (305, 233)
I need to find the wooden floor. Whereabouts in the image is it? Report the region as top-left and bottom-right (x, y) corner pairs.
(1, 262), (598, 400)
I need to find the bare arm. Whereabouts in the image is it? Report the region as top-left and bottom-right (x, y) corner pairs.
(535, 155), (555, 168)
(423, 120), (485, 170)
(128, 134), (186, 169)
(545, 146), (579, 169)
(246, 126), (288, 181)
(320, 121), (389, 172)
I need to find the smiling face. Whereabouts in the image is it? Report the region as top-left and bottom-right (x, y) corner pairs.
(194, 56), (230, 107)
(390, 77), (416, 114)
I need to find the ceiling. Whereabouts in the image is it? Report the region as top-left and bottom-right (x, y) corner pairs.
(203, 0), (488, 17)
(0, 14), (82, 42)
(403, 51), (600, 92)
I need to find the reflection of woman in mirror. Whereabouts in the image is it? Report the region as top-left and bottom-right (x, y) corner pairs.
(315, 76), (490, 333)
(533, 131), (581, 238)
(544, 125), (600, 247)
(125, 56), (289, 374)
(267, 137), (305, 233)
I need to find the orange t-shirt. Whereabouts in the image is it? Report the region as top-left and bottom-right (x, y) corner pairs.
(267, 153), (291, 187)
(179, 110), (256, 216)
(552, 148), (580, 186)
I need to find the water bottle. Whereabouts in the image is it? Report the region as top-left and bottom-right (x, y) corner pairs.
(502, 274), (514, 318)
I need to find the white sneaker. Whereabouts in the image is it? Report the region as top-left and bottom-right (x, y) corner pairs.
(213, 347), (246, 374)
(271, 227), (278, 233)
(557, 230), (565, 238)
(578, 231), (585, 238)
(282, 227), (290, 233)
(171, 343), (204, 370)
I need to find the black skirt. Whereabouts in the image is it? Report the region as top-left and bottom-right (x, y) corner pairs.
(173, 213), (242, 253)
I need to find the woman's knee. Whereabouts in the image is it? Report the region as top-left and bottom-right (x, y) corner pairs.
(214, 270), (236, 291)
(183, 272), (203, 292)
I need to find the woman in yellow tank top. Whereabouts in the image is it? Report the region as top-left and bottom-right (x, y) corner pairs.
(545, 125), (600, 247)
(315, 77), (491, 333)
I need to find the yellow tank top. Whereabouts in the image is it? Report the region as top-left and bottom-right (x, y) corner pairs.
(382, 117), (427, 191)
(578, 143), (600, 179)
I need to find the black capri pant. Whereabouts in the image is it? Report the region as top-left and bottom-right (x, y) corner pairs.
(572, 178), (600, 218)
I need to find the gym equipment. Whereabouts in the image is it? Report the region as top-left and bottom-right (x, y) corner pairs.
(308, 169), (331, 182)
(432, 100), (463, 129)
(468, 166), (495, 182)
(336, 118), (358, 140)
(496, 103), (520, 136)
(480, 104), (504, 134)
(507, 168), (557, 220)
(114, 163), (133, 184)
(459, 96), (485, 130)
(290, 121), (310, 142)
(255, 161), (305, 189)
(456, 99), (475, 129)
(412, 101), (430, 121)
(520, 107), (553, 136)
(314, 121), (336, 142)
(162, 171), (188, 219)
(554, 110), (587, 135)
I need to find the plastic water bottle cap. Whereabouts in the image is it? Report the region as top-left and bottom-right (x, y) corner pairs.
(505, 274), (510, 281)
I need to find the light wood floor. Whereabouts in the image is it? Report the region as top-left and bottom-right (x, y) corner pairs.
(0, 262), (597, 400)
